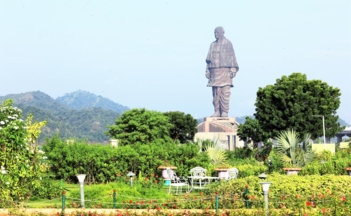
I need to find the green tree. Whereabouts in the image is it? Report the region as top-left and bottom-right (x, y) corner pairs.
(237, 116), (269, 144)
(163, 111), (198, 143)
(106, 108), (172, 146)
(254, 72), (343, 139)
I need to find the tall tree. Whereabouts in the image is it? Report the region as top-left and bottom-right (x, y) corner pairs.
(163, 111), (198, 143)
(237, 116), (269, 144)
(106, 108), (172, 146)
(254, 73), (343, 139)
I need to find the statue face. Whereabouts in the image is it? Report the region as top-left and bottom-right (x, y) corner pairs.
(214, 27), (224, 40)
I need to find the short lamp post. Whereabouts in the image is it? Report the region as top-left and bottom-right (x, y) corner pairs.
(127, 171), (135, 187)
(76, 174), (86, 208)
(312, 115), (326, 149)
(259, 173), (272, 216)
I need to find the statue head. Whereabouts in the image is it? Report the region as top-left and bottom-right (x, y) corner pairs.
(214, 26), (225, 40)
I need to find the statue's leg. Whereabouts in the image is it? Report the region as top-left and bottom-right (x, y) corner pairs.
(219, 86), (231, 117)
(211, 87), (221, 117)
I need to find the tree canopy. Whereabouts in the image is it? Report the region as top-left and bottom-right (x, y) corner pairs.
(106, 108), (172, 146)
(237, 116), (269, 144)
(254, 72), (343, 139)
(163, 111), (198, 143)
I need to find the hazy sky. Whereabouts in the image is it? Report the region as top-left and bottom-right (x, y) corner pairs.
(1, 1), (350, 123)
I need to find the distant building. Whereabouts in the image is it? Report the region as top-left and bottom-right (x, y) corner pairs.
(194, 117), (244, 150)
(109, 139), (118, 148)
(66, 140), (74, 144)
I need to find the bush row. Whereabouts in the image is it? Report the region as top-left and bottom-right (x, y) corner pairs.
(43, 135), (209, 183)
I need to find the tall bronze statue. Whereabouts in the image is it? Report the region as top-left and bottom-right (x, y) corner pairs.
(206, 26), (239, 117)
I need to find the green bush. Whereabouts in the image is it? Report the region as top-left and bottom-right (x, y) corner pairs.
(43, 135), (209, 184)
(31, 176), (61, 200)
(208, 174), (351, 211)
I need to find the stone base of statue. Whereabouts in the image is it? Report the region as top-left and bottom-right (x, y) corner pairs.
(194, 117), (244, 151)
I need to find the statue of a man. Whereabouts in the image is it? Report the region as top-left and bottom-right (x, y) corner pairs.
(205, 26), (239, 117)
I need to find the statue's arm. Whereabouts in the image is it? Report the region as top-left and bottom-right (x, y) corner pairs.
(205, 64), (210, 79)
(229, 67), (237, 79)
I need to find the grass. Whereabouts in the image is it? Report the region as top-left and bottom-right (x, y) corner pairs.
(26, 180), (179, 208)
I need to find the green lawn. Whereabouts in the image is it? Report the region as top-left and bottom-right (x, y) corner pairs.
(27, 181), (182, 208)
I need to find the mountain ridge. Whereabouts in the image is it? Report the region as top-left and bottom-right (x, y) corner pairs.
(0, 91), (349, 143)
(0, 91), (123, 143)
(56, 90), (129, 113)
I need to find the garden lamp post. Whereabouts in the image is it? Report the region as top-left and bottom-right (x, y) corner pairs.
(312, 115), (326, 149)
(127, 171), (135, 187)
(258, 173), (272, 216)
(76, 174), (86, 208)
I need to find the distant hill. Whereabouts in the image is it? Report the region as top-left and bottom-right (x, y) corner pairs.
(0, 91), (122, 143)
(56, 90), (129, 113)
(338, 118), (350, 127)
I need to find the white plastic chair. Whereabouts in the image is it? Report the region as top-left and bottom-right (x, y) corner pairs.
(167, 168), (189, 194)
(189, 167), (210, 190)
(227, 168), (239, 180)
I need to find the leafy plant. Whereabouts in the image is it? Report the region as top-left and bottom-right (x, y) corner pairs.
(198, 139), (227, 167)
(275, 129), (313, 167)
(0, 99), (47, 206)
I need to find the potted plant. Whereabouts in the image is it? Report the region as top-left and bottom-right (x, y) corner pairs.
(275, 129), (313, 175)
(214, 163), (232, 179)
(158, 161), (177, 185)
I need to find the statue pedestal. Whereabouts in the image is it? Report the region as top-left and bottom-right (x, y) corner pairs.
(194, 117), (244, 150)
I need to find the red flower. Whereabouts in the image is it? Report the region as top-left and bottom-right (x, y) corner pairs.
(163, 203), (167, 206)
(341, 196), (347, 201)
(129, 200), (133, 203)
(303, 213), (308, 216)
(306, 201), (312, 207)
(245, 185), (248, 188)
(321, 208), (327, 213)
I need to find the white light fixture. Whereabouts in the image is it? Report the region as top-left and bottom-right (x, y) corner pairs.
(127, 171), (135, 187)
(76, 174), (86, 208)
(260, 182), (272, 192)
(76, 174), (86, 183)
